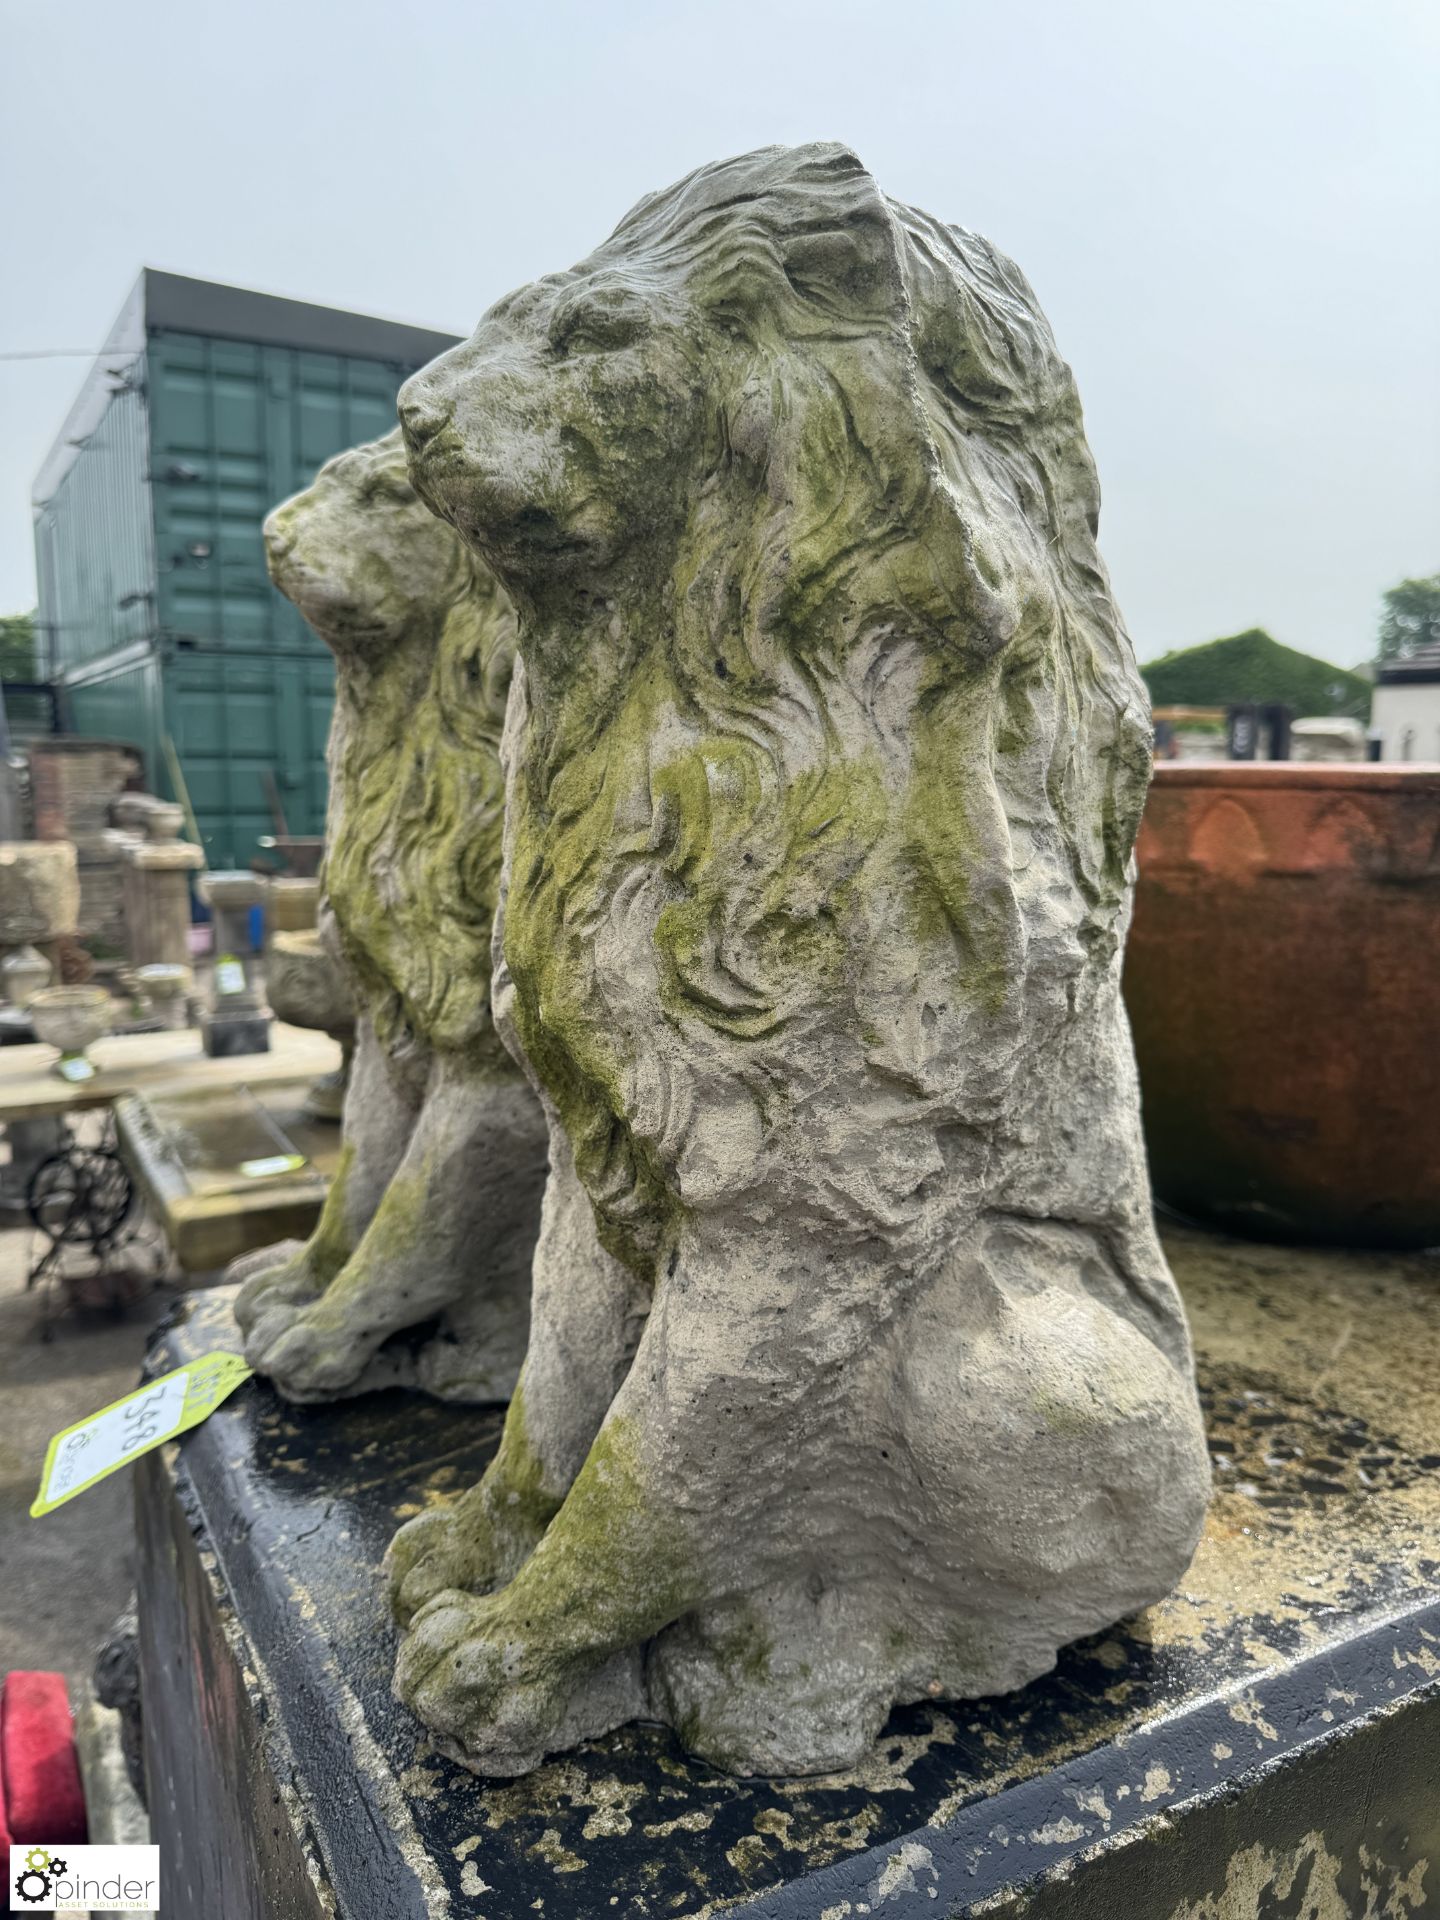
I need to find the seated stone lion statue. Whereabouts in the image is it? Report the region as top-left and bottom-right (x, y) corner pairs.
(231, 429), (547, 1402)
(389, 143), (1212, 1777)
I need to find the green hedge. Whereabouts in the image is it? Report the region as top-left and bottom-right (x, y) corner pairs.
(1140, 629), (1370, 721)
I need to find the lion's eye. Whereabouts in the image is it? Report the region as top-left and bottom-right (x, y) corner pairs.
(550, 302), (651, 356)
(366, 476), (418, 506)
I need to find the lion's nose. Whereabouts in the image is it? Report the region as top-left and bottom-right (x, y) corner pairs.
(263, 512), (295, 561)
(398, 377), (452, 453)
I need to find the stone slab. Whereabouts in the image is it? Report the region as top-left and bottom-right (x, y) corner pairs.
(0, 1022), (339, 1124)
(134, 1228), (1440, 1918)
(114, 1078), (341, 1273)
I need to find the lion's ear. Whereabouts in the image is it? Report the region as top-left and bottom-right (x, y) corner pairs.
(776, 220), (896, 322)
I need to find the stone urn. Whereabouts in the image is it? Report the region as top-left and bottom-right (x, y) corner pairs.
(264, 929), (355, 1119)
(135, 962), (194, 1031)
(112, 793), (158, 837)
(29, 984), (112, 1080)
(144, 801), (187, 843)
(1123, 763), (1440, 1248)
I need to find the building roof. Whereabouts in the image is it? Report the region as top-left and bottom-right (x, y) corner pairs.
(1375, 642), (1440, 686)
(139, 269), (461, 364)
(32, 269), (462, 511)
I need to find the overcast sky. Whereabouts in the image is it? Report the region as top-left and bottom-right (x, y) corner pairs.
(3, 0), (1436, 665)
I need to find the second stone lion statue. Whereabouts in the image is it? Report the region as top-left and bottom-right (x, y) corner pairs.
(232, 429), (547, 1402)
(388, 142), (1212, 1777)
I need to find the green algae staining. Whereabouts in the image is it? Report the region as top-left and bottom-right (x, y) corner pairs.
(390, 143), (1209, 1780)
(232, 430), (546, 1406)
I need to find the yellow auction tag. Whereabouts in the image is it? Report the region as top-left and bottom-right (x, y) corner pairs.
(239, 1152), (307, 1179)
(215, 954), (248, 996)
(31, 1351), (254, 1517)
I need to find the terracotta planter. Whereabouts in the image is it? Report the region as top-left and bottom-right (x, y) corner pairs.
(1124, 763), (1440, 1249)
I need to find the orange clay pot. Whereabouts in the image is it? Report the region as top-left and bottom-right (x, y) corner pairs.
(1123, 763), (1440, 1248)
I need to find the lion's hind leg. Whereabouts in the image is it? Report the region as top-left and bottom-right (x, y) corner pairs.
(895, 1214), (1212, 1674)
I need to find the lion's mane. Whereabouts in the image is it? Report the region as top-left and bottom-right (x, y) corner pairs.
(446, 147), (1154, 1279)
(271, 429), (519, 1067)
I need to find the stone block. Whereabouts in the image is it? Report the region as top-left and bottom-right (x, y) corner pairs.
(136, 1229), (1440, 1917)
(200, 1006), (273, 1057)
(0, 840), (79, 946)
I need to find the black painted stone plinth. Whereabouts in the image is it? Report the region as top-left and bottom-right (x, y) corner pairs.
(134, 1227), (1440, 1919)
(200, 1005), (272, 1057)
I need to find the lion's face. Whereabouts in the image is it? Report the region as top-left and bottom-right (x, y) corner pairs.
(263, 426), (518, 1063)
(400, 271), (711, 586)
(265, 429), (470, 655)
(397, 145), (1037, 679)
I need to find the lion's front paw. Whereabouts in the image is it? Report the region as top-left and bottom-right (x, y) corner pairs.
(394, 1589), (568, 1777)
(233, 1249), (317, 1335)
(386, 1507), (474, 1625)
(386, 1497), (544, 1627)
(242, 1297), (377, 1400)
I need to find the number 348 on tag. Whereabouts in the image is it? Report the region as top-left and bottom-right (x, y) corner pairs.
(31, 1351), (253, 1517)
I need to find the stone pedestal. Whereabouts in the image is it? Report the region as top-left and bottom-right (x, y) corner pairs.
(73, 828), (132, 960)
(135, 1228), (1440, 1919)
(199, 1005), (273, 1057)
(198, 871), (270, 1057)
(123, 829), (203, 972)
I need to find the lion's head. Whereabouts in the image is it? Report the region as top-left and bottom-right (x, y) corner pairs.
(400, 144), (1154, 1269)
(265, 429), (471, 662)
(266, 429), (519, 1065)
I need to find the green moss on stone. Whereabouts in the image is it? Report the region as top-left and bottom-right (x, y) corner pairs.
(303, 1141), (357, 1288)
(487, 1414), (694, 1663)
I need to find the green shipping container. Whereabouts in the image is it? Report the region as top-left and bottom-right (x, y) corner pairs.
(32, 270), (459, 868)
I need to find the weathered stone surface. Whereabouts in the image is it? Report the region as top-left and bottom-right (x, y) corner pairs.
(391, 142), (1211, 1776)
(0, 839), (79, 946)
(231, 430), (546, 1404)
(122, 832), (202, 971)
